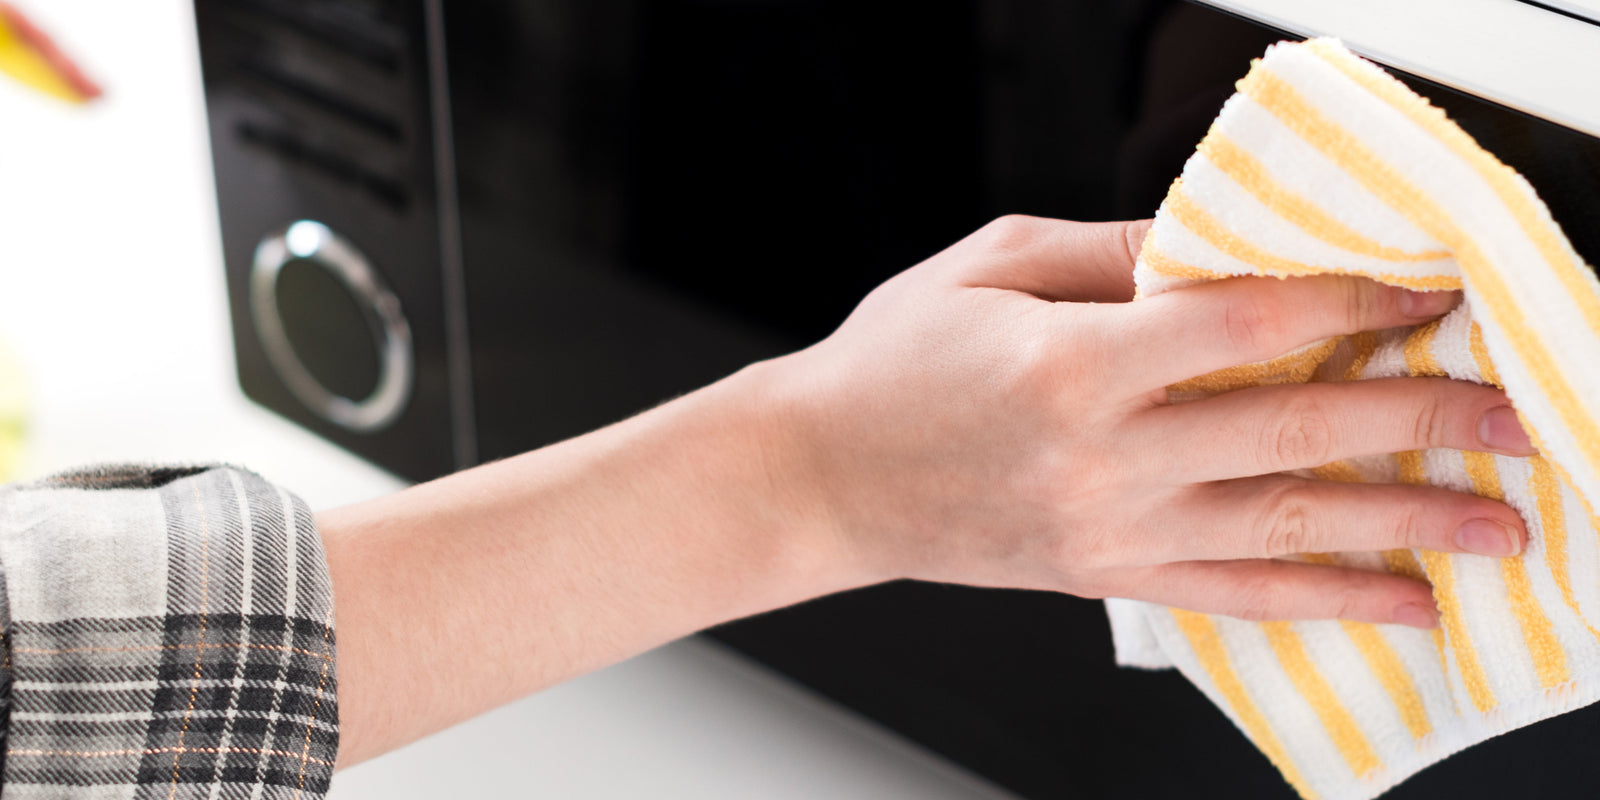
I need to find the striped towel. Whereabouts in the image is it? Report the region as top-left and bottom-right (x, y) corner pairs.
(1104, 38), (1600, 800)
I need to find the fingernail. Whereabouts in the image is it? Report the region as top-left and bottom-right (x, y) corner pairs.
(1392, 602), (1440, 629)
(1400, 289), (1460, 318)
(1455, 518), (1522, 557)
(1478, 406), (1535, 454)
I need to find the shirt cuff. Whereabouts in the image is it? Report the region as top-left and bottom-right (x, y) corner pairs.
(0, 464), (339, 798)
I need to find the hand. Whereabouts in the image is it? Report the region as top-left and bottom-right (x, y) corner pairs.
(763, 215), (1533, 627)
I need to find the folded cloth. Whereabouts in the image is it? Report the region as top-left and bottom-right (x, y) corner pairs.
(1105, 38), (1600, 800)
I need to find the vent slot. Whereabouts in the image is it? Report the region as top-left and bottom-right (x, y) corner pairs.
(220, 0), (403, 74)
(237, 122), (410, 210)
(235, 57), (404, 142)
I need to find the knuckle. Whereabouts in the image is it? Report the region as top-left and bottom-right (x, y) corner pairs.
(1258, 481), (1323, 556)
(1342, 279), (1378, 331)
(1222, 297), (1284, 361)
(1258, 396), (1335, 470)
(1007, 315), (1116, 406)
(976, 214), (1041, 254)
(1411, 395), (1450, 449)
(998, 331), (1052, 390)
(998, 335), (1091, 413)
(1393, 504), (1428, 550)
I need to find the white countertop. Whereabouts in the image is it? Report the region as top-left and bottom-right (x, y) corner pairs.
(0, 2), (1017, 797)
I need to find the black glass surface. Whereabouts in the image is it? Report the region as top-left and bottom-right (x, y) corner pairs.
(275, 257), (384, 402)
(197, 1), (1600, 798)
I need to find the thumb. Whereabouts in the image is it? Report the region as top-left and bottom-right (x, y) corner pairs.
(958, 216), (1153, 303)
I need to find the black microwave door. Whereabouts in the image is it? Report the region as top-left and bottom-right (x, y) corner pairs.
(200, 0), (1600, 797)
(443, 0), (991, 464)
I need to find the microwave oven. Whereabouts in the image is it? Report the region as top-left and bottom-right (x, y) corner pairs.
(195, 0), (1600, 796)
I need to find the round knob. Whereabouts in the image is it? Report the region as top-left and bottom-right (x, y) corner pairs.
(250, 220), (413, 432)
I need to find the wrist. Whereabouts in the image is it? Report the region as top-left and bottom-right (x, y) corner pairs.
(691, 354), (879, 604)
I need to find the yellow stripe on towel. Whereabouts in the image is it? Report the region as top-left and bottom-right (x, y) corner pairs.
(1380, 544), (1460, 712)
(1198, 134), (1450, 263)
(1311, 461), (1364, 484)
(1528, 454), (1600, 645)
(1381, 544), (1459, 716)
(1382, 547), (1425, 582)
(1302, 552), (1433, 740)
(1463, 450), (1569, 687)
(1531, 457), (1577, 615)
(1169, 336), (1341, 394)
(1394, 451), (1424, 486)
(1138, 242), (1230, 285)
(1171, 609), (1314, 798)
(1416, 549), (1497, 712)
(1468, 323), (1503, 387)
(1165, 187), (1462, 290)
(1260, 621), (1383, 777)
(1402, 320), (1446, 377)
(1397, 450), (1496, 712)
(1342, 331), (1379, 382)
(1344, 622), (1433, 739)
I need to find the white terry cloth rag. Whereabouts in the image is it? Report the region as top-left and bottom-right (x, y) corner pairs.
(1105, 38), (1600, 800)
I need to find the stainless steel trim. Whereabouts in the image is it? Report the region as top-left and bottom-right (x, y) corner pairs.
(1197, 0), (1600, 140)
(251, 220), (414, 432)
(1530, 0), (1600, 25)
(424, 0), (480, 471)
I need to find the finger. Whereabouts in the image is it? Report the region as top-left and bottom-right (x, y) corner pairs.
(956, 216), (1152, 303)
(1104, 274), (1460, 390)
(1137, 378), (1536, 481)
(1152, 474), (1526, 562)
(1136, 559), (1440, 628)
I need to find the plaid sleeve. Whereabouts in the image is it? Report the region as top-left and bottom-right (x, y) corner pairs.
(0, 464), (339, 799)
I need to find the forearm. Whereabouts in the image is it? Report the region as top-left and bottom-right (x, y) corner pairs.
(321, 357), (864, 767)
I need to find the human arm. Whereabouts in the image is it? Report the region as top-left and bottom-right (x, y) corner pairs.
(320, 216), (1534, 766)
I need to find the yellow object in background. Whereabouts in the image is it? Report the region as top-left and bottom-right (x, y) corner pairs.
(0, 2), (101, 104)
(0, 339), (26, 482)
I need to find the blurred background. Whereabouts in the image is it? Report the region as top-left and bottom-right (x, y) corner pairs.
(0, 0), (399, 505)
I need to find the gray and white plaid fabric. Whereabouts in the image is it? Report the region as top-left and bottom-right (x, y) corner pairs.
(0, 464), (338, 798)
